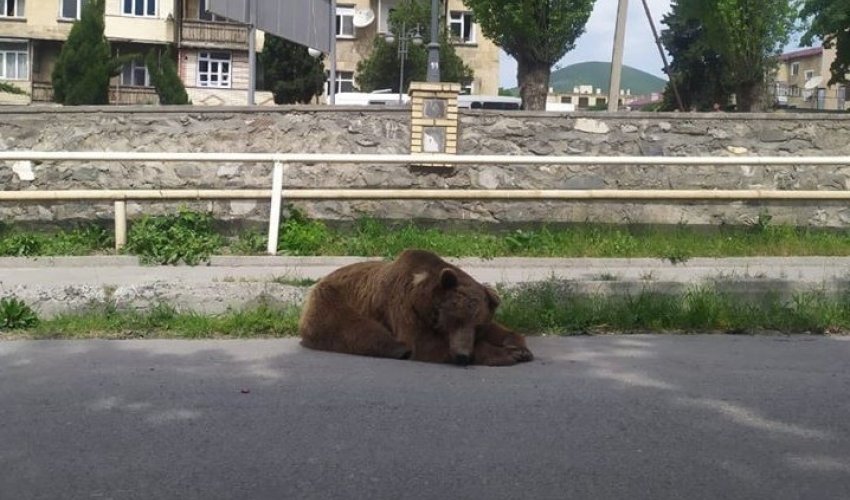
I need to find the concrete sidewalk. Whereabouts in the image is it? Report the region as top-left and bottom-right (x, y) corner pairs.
(1, 255), (849, 317)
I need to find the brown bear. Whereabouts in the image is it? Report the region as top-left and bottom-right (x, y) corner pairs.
(299, 249), (533, 366)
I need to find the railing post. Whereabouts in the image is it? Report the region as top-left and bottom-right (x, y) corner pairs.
(267, 161), (284, 255)
(114, 200), (127, 252)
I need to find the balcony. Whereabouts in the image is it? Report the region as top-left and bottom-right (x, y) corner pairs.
(180, 19), (249, 50)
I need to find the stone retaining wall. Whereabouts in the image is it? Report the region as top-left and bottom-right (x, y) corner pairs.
(2, 106), (850, 227)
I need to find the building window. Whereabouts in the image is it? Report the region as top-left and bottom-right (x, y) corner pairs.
(199, 0), (223, 21)
(197, 51), (231, 88)
(790, 62), (799, 76)
(2, 0), (25, 17)
(561, 96), (572, 104)
(120, 59), (150, 87)
(804, 69), (815, 81)
(449, 11), (474, 43)
(578, 96), (589, 108)
(336, 5), (354, 38)
(328, 71), (355, 94)
(122, 0), (155, 17)
(0, 41), (28, 80)
(461, 81), (473, 95)
(60, 0), (89, 19)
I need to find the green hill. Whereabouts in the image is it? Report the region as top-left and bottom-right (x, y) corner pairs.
(549, 61), (667, 95)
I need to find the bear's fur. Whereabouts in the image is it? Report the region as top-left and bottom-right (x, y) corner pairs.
(299, 249), (533, 366)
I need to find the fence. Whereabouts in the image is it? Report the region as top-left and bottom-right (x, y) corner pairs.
(2, 151), (850, 255)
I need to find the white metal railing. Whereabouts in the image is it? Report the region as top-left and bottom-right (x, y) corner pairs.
(2, 152), (849, 255)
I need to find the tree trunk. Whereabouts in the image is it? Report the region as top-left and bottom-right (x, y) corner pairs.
(735, 81), (766, 112)
(517, 58), (550, 111)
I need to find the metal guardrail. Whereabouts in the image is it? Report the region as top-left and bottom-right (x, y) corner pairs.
(2, 152), (849, 255)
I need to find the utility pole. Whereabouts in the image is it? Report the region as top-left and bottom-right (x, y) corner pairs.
(329, 0), (337, 104)
(639, 0), (683, 111)
(247, 0), (256, 105)
(426, 0), (440, 82)
(607, 0), (628, 112)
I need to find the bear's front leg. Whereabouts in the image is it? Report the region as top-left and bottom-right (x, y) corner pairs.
(474, 322), (534, 365)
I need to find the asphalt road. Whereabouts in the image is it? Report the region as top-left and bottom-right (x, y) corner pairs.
(2, 335), (850, 500)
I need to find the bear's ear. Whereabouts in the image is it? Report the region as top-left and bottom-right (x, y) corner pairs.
(485, 286), (501, 310)
(440, 268), (458, 290)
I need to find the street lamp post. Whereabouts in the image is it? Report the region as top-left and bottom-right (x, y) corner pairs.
(427, 0), (440, 82)
(385, 22), (423, 105)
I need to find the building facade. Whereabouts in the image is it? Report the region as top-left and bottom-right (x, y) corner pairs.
(332, 0), (500, 96)
(774, 46), (848, 111)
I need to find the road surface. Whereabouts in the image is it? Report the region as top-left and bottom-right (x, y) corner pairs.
(2, 335), (850, 499)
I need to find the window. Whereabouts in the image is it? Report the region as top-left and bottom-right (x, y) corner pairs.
(578, 96), (589, 108)
(461, 81), (473, 95)
(2, 0), (25, 17)
(122, 0), (155, 17)
(336, 5), (354, 38)
(790, 62), (799, 76)
(0, 41), (28, 80)
(197, 51), (231, 88)
(560, 96), (572, 104)
(60, 0), (87, 20)
(804, 69), (815, 81)
(199, 0), (223, 21)
(328, 71), (355, 94)
(120, 59), (150, 87)
(449, 11), (474, 43)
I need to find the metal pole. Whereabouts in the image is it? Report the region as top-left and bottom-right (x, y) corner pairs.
(114, 200), (127, 251)
(247, 0), (256, 106)
(639, 0), (683, 111)
(330, 0), (337, 105)
(267, 161), (284, 255)
(398, 22), (406, 105)
(426, 0), (440, 82)
(607, 0), (628, 112)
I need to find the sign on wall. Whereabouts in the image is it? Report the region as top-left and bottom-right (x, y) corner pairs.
(208, 0), (332, 52)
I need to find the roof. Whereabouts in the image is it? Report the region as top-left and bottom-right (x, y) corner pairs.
(779, 47), (823, 61)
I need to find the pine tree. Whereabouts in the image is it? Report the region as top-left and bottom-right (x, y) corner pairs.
(146, 47), (190, 105)
(51, 0), (121, 105)
(259, 35), (326, 104)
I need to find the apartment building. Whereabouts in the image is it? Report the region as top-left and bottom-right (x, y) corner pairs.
(0, 0), (269, 105)
(332, 0), (500, 96)
(774, 46), (848, 111)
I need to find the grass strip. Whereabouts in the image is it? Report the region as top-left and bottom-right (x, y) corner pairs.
(4, 284), (850, 339)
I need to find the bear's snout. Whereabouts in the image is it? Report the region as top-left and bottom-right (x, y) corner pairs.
(453, 354), (472, 366)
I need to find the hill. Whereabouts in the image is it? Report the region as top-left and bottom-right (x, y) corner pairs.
(500, 62), (667, 96)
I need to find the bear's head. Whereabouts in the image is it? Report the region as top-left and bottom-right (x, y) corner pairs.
(423, 267), (501, 366)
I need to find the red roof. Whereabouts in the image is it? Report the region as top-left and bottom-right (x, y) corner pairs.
(779, 47), (823, 61)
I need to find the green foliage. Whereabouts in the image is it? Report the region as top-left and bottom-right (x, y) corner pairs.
(0, 297), (39, 330)
(278, 209), (335, 255)
(259, 35), (326, 104)
(0, 224), (112, 256)
(0, 82), (27, 95)
(464, 0), (596, 109)
(126, 209), (224, 265)
(145, 47), (190, 105)
(801, 0), (850, 85)
(356, 0), (473, 93)
(52, 0), (125, 105)
(498, 87), (518, 97)
(665, 0), (799, 111)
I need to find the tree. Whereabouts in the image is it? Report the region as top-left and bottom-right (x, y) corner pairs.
(801, 0), (850, 85)
(464, 0), (596, 110)
(674, 0), (798, 111)
(259, 35), (326, 104)
(146, 47), (190, 105)
(356, 0), (473, 94)
(52, 0), (124, 105)
(660, 1), (731, 111)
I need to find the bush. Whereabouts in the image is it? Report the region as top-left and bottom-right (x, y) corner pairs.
(0, 297), (39, 330)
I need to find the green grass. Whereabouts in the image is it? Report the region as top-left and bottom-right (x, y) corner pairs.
(3, 283), (850, 339)
(7, 209), (850, 263)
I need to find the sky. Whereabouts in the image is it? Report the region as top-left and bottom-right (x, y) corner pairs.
(498, 0), (807, 89)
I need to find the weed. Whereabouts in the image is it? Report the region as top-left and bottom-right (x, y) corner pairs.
(0, 297), (39, 330)
(125, 208), (223, 265)
(270, 276), (318, 287)
(231, 230), (267, 255)
(278, 209), (335, 256)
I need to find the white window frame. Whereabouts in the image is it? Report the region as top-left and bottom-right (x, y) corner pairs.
(449, 11), (475, 44)
(120, 59), (151, 87)
(1, 0), (25, 18)
(197, 51), (231, 89)
(328, 70), (355, 94)
(790, 62), (799, 77)
(122, 0), (156, 17)
(0, 40), (28, 80)
(336, 5), (355, 38)
(59, 0), (85, 20)
(198, 0), (223, 21)
(804, 69), (815, 81)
